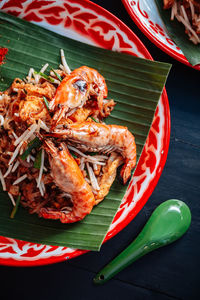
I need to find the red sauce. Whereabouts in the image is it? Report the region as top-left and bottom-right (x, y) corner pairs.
(0, 48), (8, 65)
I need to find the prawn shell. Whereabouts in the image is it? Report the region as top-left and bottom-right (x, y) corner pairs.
(49, 121), (136, 184)
(40, 140), (95, 223)
(49, 66), (108, 111)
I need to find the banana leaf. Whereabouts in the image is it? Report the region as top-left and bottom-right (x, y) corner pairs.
(155, 0), (200, 66)
(0, 12), (171, 251)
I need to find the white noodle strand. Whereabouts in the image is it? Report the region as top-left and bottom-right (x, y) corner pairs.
(37, 149), (44, 187)
(11, 161), (20, 173)
(0, 115), (4, 126)
(86, 162), (100, 191)
(14, 123), (37, 146)
(36, 178), (44, 196)
(0, 169), (6, 191)
(13, 174), (27, 185)
(8, 193), (16, 206)
(3, 164), (13, 178)
(8, 141), (23, 165)
(60, 49), (71, 74)
(40, 63), (49, 73)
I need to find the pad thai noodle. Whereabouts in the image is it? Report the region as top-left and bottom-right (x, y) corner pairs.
(0, 49), (136, 223)
(164, 0), (200, 44)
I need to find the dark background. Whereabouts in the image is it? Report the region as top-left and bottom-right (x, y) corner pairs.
(1, 1), (200, 299)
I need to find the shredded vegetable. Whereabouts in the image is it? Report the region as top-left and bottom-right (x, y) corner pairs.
(34, 71), (55, 83)
(90, 117), (99, 123)
(10, 195), (21, 219)
(43, 96), (50, 111)
(51, 68), (62, 81)
(34, 149), (42, 169)
(20, 137), (42, 160)
(0, 48), (121, 223)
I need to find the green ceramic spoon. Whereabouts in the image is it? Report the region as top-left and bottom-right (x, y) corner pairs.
(93, 199), (191, 285)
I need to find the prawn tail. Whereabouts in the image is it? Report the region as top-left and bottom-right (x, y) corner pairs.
(120, 130), (137, 184)
(120, 157), (136, 185)
(39, 207), (90, 223)
(39, 207), (61, 221)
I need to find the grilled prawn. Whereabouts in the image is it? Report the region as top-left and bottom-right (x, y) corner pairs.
(40, 140), (95, 223)
(50, 121), (136, 184)
(49, 66), (108, 129)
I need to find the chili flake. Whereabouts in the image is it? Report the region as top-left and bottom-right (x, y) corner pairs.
(0, 48), (8, 65)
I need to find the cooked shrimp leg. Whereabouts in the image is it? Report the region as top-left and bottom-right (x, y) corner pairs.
(40, 140), (95, 223)
(50, 121), (136, 184)
(95, 152), (123, 205)
(49, 66), (108, 129)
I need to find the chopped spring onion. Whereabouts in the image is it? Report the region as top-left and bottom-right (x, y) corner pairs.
(34, 71), (55, 83)
(51, 68), (62, 81)
(86, 152), (98, 156)
(10, 195), (21, 219)
(34, 149), (42, 169)
(43, 96), (50, 111)
(20, 137), (42, 161)
(90, 117), (99, 123)
(70, 152), (78, 159)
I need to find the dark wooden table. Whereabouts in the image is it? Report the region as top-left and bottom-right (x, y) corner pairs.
(1, 1), (200, 299)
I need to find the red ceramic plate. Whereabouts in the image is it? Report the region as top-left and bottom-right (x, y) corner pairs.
(122, 0), (200, 70)
(0, 0), (170, 266)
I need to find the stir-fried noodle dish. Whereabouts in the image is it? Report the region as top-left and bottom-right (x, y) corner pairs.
(163, 0), (200, 44)
(0, 50), (136, 223)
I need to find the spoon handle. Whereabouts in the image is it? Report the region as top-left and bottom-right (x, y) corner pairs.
(93, 199), (191, 285)
(93, 238), (153, 285)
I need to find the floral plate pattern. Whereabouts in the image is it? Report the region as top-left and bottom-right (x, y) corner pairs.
(122, 0), (200, 70)
(0, 0), (170, 266)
